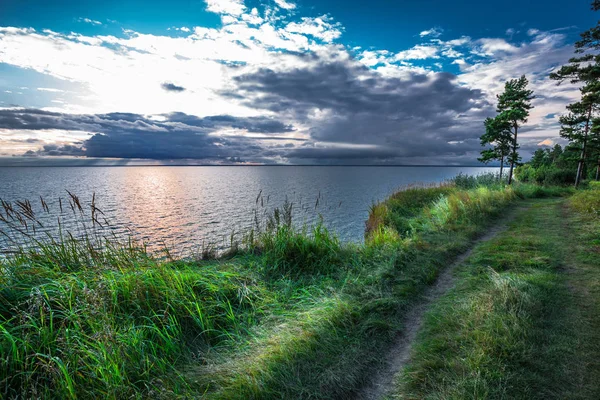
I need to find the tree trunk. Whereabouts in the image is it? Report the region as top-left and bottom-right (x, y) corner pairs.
(499, 155), (504, 181)
(596, 157), (600, 181)
(508, 124), (518, 185)
(575, 105), (592, 188)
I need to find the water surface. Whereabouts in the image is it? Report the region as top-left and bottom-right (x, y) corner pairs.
(0, 166), (497, 254)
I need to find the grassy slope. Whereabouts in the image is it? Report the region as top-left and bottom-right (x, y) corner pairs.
(0, 182), (574, 399)
(392, 197), (600, 399)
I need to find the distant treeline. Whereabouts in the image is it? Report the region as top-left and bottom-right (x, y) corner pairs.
(515, 144), (599, 185)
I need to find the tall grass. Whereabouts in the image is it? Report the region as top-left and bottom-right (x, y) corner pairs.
(570, 181), (600, 217)
(0, 249), (268, 398)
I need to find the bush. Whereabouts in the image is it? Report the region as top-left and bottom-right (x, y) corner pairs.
(515, 164), (535, 183)
(589, 181), (600, 190)
(570, 189), (600, 217)
(451, 172), (503, 189)
(515, 165), (576, 185)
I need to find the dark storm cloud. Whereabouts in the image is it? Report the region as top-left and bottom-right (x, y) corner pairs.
(0, 109), (293, 135)
(221, 56), (492, 162)
(285, 146), (399, 160)
(228, 64), (480, 119)
(165, 112), (294, 133)
(30, 144), (86, 157)
(161, 82), (186, 92)
(0, 109), (295, 160)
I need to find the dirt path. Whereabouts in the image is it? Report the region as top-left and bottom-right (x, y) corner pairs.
(354, 206), (529, 400)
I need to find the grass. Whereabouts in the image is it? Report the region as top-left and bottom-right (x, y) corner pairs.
(0, 178), (578, 398)
(392, 195), (600, 399)
(570, 180), (600, 216)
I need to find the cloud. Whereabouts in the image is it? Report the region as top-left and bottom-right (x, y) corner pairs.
(284, 15), (343, 43)
(220, 51), (490, 164)
(37, 87), (65, 93)
(420, 27), (443, 38)
(0, 109), (294, 135)
(169, 26), (191, 32)
(161, 82), (186, 92)
(538, 138), (554, 146)
(205, 0), (246, 16)
(274, 0), (296, 10)
(33, 144), (86, 156)
(394, 44), (439, 60)
(0, 1), (586, 164)
(475, 38), (519, 56)
(77, 18), (103, 26)
(0, 108), (298, 160)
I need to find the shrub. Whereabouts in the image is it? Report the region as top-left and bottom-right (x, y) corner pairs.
(451, 172), (503, 189)
(589, 181), (600, 190)
(515, 165), (576, 185)
(570, 190), (600, 217)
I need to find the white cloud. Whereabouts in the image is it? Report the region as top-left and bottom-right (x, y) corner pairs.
(441, 47), (462, 58)
(475, 38), (519, 55)
(394, 45), (439, 60)
(284, 15), (343, 43)
(205, 0), (246, 16)
(169, 26), (191, 32)
(77, 18), (102, 26)
(274, 0), (296, 10)
(538, 138), (554, 146)
(37, 88), (65, 93)
(452, 58), (469, 71)
(420, 27), (443, 38)
(0, 5), (349, 118)
(457, 31), (580, 140)
(242, 8), (264, 25)
(358, 50), (390, 67)
(445, 36), (470, 46)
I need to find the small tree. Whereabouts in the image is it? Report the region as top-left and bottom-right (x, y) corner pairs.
(530, 148), (551, 168)
(550, 144), (564, 166)
(496, 75), (535, 184)
(478, 115), (512, 180)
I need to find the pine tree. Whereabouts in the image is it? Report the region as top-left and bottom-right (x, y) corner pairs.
(530, 148), (551, 168)
(557, 91), (599, 185)
(590, 118), (600, 179)
(550, 144), (563, 166)
(495, 76), (535, 184)
(478, 115), (512, 180)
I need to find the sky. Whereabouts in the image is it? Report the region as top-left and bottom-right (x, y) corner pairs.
(0, 0), (597, 166)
